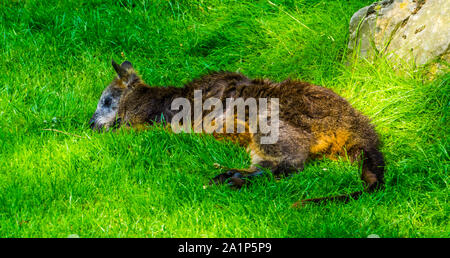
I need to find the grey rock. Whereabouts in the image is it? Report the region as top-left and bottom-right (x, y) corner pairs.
(348, 0), (449, 72)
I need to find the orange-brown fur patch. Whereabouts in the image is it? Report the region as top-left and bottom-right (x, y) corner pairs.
(212, 117), (252, 146)
(213, 131), (252, 146)
(310, 128), (355, 160)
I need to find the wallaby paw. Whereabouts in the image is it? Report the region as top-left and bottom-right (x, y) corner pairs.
(210, 169), (245, 188)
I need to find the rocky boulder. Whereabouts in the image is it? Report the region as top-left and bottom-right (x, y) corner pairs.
(348, 0), (449, 72)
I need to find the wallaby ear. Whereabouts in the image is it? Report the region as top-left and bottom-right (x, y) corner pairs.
(112, 59), (137, 86)
(112, 59), (127, 79)
(120, 61), (133, 71)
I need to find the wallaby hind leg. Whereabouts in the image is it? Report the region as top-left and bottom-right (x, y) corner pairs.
(211, 120), (311, 188)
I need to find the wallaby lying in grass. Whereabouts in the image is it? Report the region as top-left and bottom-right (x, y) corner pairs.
(90, 60), (385, 206)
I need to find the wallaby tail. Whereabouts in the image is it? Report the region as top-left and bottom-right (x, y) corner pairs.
(293, 147), (385, 207)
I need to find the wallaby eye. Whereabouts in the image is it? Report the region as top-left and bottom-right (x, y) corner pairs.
(103, 97), (112, 107)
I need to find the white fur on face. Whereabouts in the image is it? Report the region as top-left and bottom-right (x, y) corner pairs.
(91, 86), (122, 130)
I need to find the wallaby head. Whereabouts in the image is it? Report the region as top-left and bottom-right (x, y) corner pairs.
(89, 59), (139, 130)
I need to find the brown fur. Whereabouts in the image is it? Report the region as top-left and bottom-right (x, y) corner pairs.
(91, 61), (386, 206)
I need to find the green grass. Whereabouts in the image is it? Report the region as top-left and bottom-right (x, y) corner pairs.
(0, 0), (448, 237)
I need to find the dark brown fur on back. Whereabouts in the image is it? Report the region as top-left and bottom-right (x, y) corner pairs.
(92, 62), (385, 205)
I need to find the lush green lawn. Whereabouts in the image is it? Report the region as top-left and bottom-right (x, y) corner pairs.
(0, 0), (448, 237)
